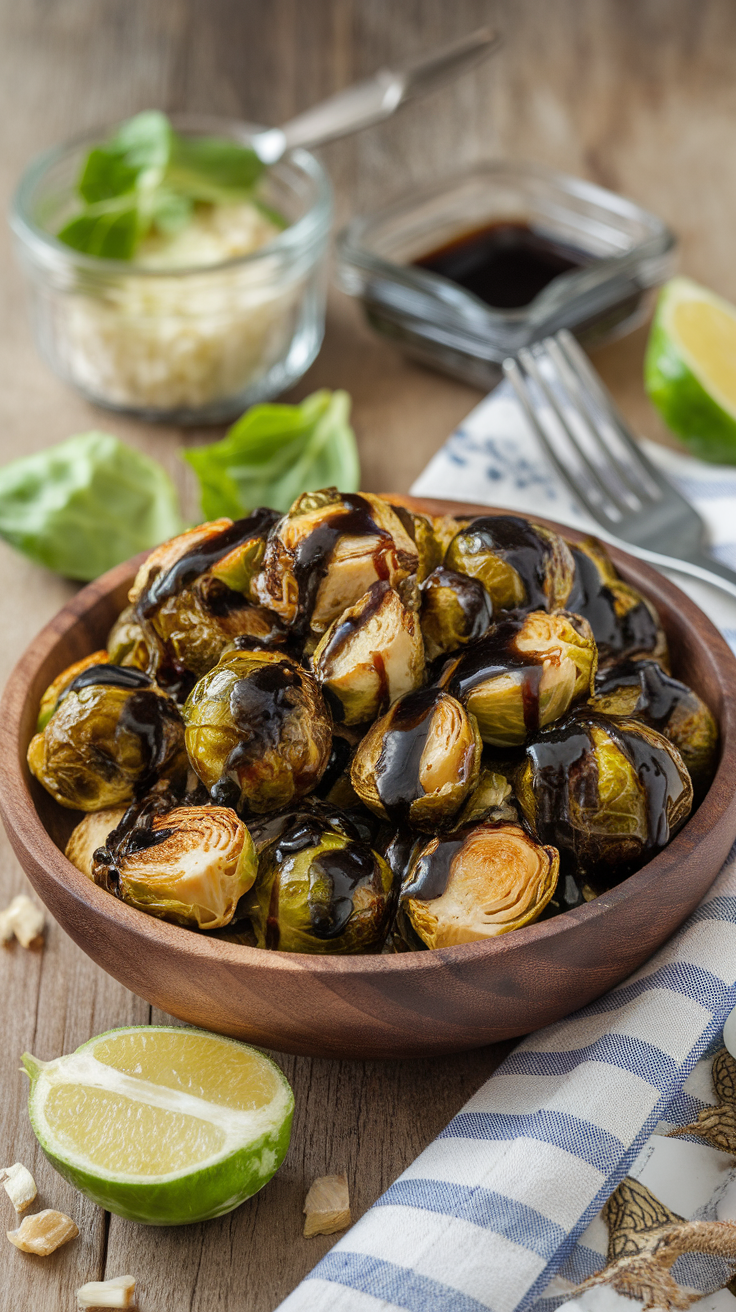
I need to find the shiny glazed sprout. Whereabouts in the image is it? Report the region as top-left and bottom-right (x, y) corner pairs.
(420, 566), (493, 661)
(516, 710), (693, 884)
(351, 687), (482, 830)
(28, 664), (186, 811)
(591, 658), (718, 797)
(445, 515), (574, 612)
(92, 804), (256, 929)
(183, 648), (332, 815)
(312, 580), (425, 725)
(448, 610), (597, 747)
(398, 820), (559, 948)
(247, 809), (394, 953)
(565, 537), (669, 670)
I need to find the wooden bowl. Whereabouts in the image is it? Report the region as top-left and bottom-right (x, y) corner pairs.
(2, 499), (736, 1060)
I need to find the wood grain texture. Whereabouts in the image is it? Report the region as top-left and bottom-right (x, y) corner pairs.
(2, 505), (735, 1063)
(1, 1), (736, 1308)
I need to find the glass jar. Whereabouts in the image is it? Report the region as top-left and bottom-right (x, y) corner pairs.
(336, 161), (675, 390)
(10, 116), (333, 424)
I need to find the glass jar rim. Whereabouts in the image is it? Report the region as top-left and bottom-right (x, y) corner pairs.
(9, 113), (333, 279)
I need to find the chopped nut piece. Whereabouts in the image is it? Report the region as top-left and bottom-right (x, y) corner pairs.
(303, 1173), (351, 1237)
(76, 1274), (137, 1309)
(7, 1208), (78, 1255)
(0, 1163), (37, 1212)
(0, 895), (45, 949)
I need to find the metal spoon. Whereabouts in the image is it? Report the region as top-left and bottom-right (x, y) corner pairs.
(251, 27), (503, 165)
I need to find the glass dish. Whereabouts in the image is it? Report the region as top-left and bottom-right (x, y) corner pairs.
(10, 116), (333, 425)
(336, 161), (676, 389)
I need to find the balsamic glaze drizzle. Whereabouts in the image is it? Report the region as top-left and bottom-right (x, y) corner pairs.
(373, 687), (443, 819)
(594, 659), (690, 729)
(448, 613), (545, 736)
(290, 494), (392, 635)
(139, 508), (279, 618)
(454, 516), (554, 610)
(566, 547), (658, 662)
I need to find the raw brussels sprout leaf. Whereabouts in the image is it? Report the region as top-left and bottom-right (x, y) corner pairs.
(0, 432), (184, 581)
(58, 110), (268, 260)
(185, 389), (360, 517)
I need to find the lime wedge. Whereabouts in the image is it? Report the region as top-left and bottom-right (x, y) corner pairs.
(22, 1026), (294, 1226)
(644, 276), (736, 463)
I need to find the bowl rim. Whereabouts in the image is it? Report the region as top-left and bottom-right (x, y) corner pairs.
(9, 112), (334, 279)
(2, 498), (735, 979)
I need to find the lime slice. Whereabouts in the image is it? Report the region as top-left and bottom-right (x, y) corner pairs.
(644, 276), (736, 463)
(22, 1025), (294, 1226)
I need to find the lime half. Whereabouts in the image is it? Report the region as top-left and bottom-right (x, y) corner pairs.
(22, 1025), (294, 1226)
(645, 275), (736, 463)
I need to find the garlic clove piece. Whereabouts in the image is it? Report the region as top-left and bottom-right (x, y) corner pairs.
(0, 1163), (37, 1212)
(7, 1208), (78, 1255)
(77, 1274), (137, 1309)
(303, 1173), (351, 1237)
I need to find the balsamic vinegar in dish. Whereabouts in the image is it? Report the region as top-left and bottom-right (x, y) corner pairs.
(28, 491), (717, 954)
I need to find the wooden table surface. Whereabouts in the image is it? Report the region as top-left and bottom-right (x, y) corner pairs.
(1, 2), (736, 1308)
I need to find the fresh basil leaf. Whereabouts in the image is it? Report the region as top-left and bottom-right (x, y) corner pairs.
(184, 390), (360, 518)
(167, 134), (265, 203)
(78, 148), (140, 204)
(0, 432), (184, 581)
(112, 110), (172, 170)
(57, 205), (141, 260)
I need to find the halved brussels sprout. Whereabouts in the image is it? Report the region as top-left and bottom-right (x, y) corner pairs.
(37, 651), (109, 731)
(454, 768), (517, 827)
(445, 515), (574, 613)
(448, 610), (597, 746)
(65, 805), (128, 878)
(247, 809), (394, 953)
(183, 648), (332, 815)
(28, 665), (187, 811)
(382, 501), (445, 582)
(129, 510), (282, 687)
(516, 710), (693, 883)
(312, 581), (425, 725)
(106, 605), (150, 671)
(350, 687), (482, 830)
(566, 538), (669, 669)
(592, 659), (718, 796)
(93, 804), (257, 930)
(253, 488), (419, 637)
(398, 820), (559, 948)
(420, 566), (493, 661)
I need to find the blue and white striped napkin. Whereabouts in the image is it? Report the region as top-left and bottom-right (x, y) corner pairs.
(278, 383), (736, 1312)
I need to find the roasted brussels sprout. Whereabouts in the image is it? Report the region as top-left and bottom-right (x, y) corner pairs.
(253, 489), (419, 638)
(382, 501), (445, 582)
(398, 820), (559, 948)
(592, 659), (718, 796)
(183, 648), (332, 815)
(444, 515), (574, 613)
(37, 651), (109, 730)
(350, 687), (482, 830)
(516, 710), (693, 883)
(106, 605), (150, 671)
(93, 804), (257, 930)
(28, 665), (187, 811)
(448, 610), (597, 746)
(565, 538), (669, 669)
(129, 511), (282, 688)
(65, 805), (127, 878)
(247, 809), (394, 953)
(420, 566), (493, 661)
(312, 581), (425, 725)
(454, 768), (517, 827)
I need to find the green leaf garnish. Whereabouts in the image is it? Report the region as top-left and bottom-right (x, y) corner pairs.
(184, 390), (360, 518)
(0, 432), (184, 580)
(57, 110), (274, 260)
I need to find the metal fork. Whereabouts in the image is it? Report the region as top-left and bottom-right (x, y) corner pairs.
(503, 329), (736, 601)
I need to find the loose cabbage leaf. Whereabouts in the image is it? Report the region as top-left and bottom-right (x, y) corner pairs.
(0, 432), (184, 580)
(184, 390), (360, 518)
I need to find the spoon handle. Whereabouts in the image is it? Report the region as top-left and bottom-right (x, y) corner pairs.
(252, 27), (502, 164)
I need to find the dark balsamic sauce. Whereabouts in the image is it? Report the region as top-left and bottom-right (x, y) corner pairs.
(594, 659), (690, 729)
(66, 664), (151, 696)
(374, 687), (443, 819)
(455, 516), (553, 610)
(566, 547), (658, 662)
(93, 783), (181, 894)
(449, 613), (545, 737)
(310, 845), (377, 939)
(420, 567), (493, 643)
(402, 832), (467, 903)
(119, 689), (182, 779)
(139, 508), (278, 618)
(291, 494), (391, 635)
(413, 221), (589, 310)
